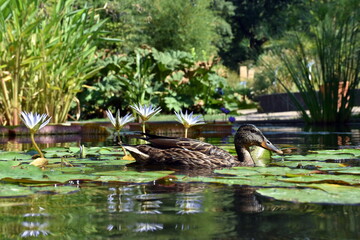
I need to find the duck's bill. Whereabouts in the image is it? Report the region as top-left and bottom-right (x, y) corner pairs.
(260, 139), (283, 155)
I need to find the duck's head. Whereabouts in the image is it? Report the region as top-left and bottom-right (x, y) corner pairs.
(234, 124), (283, 163)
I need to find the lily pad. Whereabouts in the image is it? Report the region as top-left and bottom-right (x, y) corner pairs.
(277, 153), (356, 161)
(312, 149), (360, 157)
(257, 184), (360, 204)
(94, 170), (174, 183)
(278, 174), (360, 185)
(0, 152), (33, 160)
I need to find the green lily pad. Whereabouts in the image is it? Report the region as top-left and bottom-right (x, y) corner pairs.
(257, 184), (360, 204)
(94, 170), (174, 183)
(312, 149), (360, 157)
(0, 161), (44, 182)
(43, 147), (69, 152)
(278, 174), (360, 185)
(270, 160), (345, 169)
(43, 170), (98, 183)
(322, 167), (360, 175)
(279, 153), (356, 161)
(44, 151), (72, 158)
(0, 152), (33, 160)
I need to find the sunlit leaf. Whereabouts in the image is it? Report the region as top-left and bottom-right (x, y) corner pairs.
(0, 152), (33, 160)
(257, 184), (360, 204)
(94, 170), (174, 183)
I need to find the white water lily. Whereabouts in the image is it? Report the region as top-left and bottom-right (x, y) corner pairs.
(20, 111), (51, 133)
(175, 110), (204, 138)
(20, 111), (52, 160)
(106, 109), (134, 131)
(106, 109), (134, 157)
(130, 104), (161, 122)
(130, 103), (161, 133)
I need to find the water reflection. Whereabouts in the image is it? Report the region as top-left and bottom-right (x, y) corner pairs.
(20, 209), (51, 238)
(0, 182), (358, 239)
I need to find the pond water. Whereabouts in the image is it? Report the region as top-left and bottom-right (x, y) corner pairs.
(0, 123), (360, 239)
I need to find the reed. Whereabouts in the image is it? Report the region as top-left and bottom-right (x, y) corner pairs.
(271, 0), (359, 124)
(0, 0), (105, 125)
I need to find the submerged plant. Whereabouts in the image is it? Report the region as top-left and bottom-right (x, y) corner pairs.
(174, 110), (205, 138)
(20, 111), (51, 159)
(130, 104), (162, 133)
(106, 109), (134, 156)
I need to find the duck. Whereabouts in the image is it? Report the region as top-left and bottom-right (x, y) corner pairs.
(124, 124), (283, 168)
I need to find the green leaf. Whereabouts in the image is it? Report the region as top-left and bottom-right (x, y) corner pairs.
(257, 184), (360, 204)
(0, 152), (33, 160)
(94, 170), (174, 183)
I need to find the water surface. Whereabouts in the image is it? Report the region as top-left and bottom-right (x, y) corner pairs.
(0, 124), (359, 239)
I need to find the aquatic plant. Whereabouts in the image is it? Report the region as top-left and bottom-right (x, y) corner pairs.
(130, 104), (161, 133)
(174, 110), (205, 138)
(0, 0), (105, 125)
(269, 0), (359, 124)
(20, 111), (51, 158)
(106, 109), (134, 155)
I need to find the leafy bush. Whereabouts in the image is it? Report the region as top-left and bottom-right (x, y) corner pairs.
(76, 48), (237, 118)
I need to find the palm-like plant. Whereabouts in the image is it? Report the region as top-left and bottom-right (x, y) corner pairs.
(20, 111), (51, 158)
(130, 104), (162, 133)
(106, 109), (134, 156)
(174, 110), (205, 138)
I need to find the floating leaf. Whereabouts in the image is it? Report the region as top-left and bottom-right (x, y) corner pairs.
(278, 174), (360, 185)
(0, 152), (33, 160)
(279, 153), (356, 161)
(312, 149), (360, 157)
(257, 184), (360, 204)
(94, 170), (174, 183)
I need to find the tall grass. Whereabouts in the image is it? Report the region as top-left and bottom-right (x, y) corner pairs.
(271, 0), (359, 124)
(0, 0), (105, 125)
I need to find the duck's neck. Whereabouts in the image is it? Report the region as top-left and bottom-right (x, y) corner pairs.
(235, 145), (255, 166)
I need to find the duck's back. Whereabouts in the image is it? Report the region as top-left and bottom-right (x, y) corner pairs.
(126, 135), (239, 168)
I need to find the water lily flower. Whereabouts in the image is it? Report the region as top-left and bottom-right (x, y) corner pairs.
(106, 109), (134, 156)
(20, 111), (51, 134)
(106, 109), (134, 132)
(20, 111), (51, 159)
(174, 110), (205, 138)
(130, 103), (161, 133)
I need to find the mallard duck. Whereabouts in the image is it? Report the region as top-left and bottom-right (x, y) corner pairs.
(124, 124), (283, 168)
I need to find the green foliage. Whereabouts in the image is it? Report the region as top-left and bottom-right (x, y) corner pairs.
(268, 0), (359, 124)
(219, 0), (305, 70)
(77, 48), (229, 118)
(0, 0), (105, 125)
(75, 0), (232, 58)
